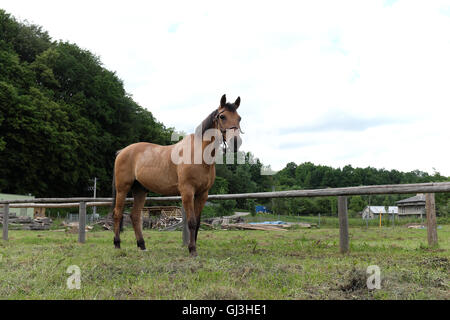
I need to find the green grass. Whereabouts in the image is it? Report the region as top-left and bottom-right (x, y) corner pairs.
(0, 224), (448, 299)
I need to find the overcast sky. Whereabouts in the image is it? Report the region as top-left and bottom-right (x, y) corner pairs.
(2, 0), (450, 175)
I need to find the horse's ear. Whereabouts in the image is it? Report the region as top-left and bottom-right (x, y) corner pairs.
(220, 94), (227, 108)
(234, 96), (240, 109)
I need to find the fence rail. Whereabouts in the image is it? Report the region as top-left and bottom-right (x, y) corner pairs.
(1, 182), (449, 205)
(1, 182), (448, 251)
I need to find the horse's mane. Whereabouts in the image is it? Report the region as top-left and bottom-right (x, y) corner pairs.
(194, 103), (238, 137)
(195, 109), (219, 137)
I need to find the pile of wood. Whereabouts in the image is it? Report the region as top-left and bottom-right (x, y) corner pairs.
(201, 220), (314, 231)
(144, 216), (182, 230)
(203, 216), (245, 226)
(0, 212), (52, 230)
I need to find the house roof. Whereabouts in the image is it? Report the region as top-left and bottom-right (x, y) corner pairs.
(365, 206), (398, 214)
(396, 194), (426, 205)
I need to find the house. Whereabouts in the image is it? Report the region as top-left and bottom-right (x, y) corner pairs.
(0, 193), (35, 218)
(396, 194), (426, 218)
(361, 206), (398, 219)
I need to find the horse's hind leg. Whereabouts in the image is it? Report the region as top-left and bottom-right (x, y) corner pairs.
(130, 184), (147, 250)
(113, 189), (128, 249)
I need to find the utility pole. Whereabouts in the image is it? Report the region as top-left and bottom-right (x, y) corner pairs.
(93, 177), (97, 217)
(88, 177), (98, 219)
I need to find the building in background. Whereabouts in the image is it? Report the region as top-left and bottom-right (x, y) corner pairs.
(361, 206), (398, 219)
(0, 193), (35, 217)
(396, 194), (426, 218)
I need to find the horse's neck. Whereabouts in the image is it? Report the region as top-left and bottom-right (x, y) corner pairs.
(193, 120), (220, 165)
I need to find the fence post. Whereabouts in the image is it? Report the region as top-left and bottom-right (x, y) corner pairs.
(78, 201), (86, 244)
(338, 196), (349, 253)
(2, 203), (9, 241)
(181, 206), (189, 246)
(425, 193), (438, 247)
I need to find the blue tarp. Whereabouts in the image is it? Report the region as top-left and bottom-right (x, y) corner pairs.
(255, 205), (269, 213)
(249, 221), (287, 225)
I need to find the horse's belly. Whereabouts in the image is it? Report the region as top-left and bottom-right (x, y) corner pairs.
(136, 167), (179, 196)
(144, 181), (179, 196)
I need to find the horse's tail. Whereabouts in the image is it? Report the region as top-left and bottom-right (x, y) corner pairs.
(112, 150), (124, 232)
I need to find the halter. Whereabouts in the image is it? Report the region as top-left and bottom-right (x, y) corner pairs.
(215, 110), (243, 135)
(215, 110), (243, 153)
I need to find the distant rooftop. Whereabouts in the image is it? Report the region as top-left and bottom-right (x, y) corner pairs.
(396, 194), (426, 205)
(365, 206), (398, 214)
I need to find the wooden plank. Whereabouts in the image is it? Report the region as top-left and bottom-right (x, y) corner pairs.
(425, 193), (438, 247)
(78, 202), (86, 244)
(2, 203), (9, 241)
(338, 196), (349, 254)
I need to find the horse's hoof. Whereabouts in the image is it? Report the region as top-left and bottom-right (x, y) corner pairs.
(137, 240), (146, 251)
(189, 251), (198, 258)
(114, 238), (121, 249)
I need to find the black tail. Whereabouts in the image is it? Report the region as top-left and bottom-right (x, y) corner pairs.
(111, 156), (124, 233)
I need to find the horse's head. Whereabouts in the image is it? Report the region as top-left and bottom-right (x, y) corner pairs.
(216, 94), (242, 152)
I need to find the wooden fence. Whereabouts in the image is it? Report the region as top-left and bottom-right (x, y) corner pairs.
(1, 182), (449, 253)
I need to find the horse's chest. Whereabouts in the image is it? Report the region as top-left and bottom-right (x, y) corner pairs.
(180, 165), (215, 192)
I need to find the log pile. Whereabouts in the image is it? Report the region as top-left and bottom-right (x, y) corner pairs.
(0, 212), (53, 230)
(201, 218), (314, 231)
(203, 216), (245, 225)
(145, 216), (182, 230)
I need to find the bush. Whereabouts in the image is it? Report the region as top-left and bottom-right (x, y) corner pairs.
(247, 199), (257, 216)
(217, 200), (237, 216)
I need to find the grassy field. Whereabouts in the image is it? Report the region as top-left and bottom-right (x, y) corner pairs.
(0, 224), (448, 300)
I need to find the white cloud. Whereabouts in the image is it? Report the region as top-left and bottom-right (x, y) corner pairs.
(2, 0), (450, 175)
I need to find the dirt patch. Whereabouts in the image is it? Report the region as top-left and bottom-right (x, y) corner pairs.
(419, 257), (449, 271)
(339, 268), (368, 292)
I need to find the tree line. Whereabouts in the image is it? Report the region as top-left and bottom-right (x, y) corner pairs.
(271, 162), (449, 216)
(0, 10), (173, 198)
(0, 10), (448, 216)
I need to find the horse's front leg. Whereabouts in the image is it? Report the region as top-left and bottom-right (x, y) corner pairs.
(181, 189), (197, 257)
(194, 191), (209, 242)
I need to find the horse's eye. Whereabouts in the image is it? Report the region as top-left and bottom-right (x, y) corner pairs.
(219, 115), (226, 120)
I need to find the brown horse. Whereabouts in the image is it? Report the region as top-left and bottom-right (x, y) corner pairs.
(112, 94), (242, 256)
